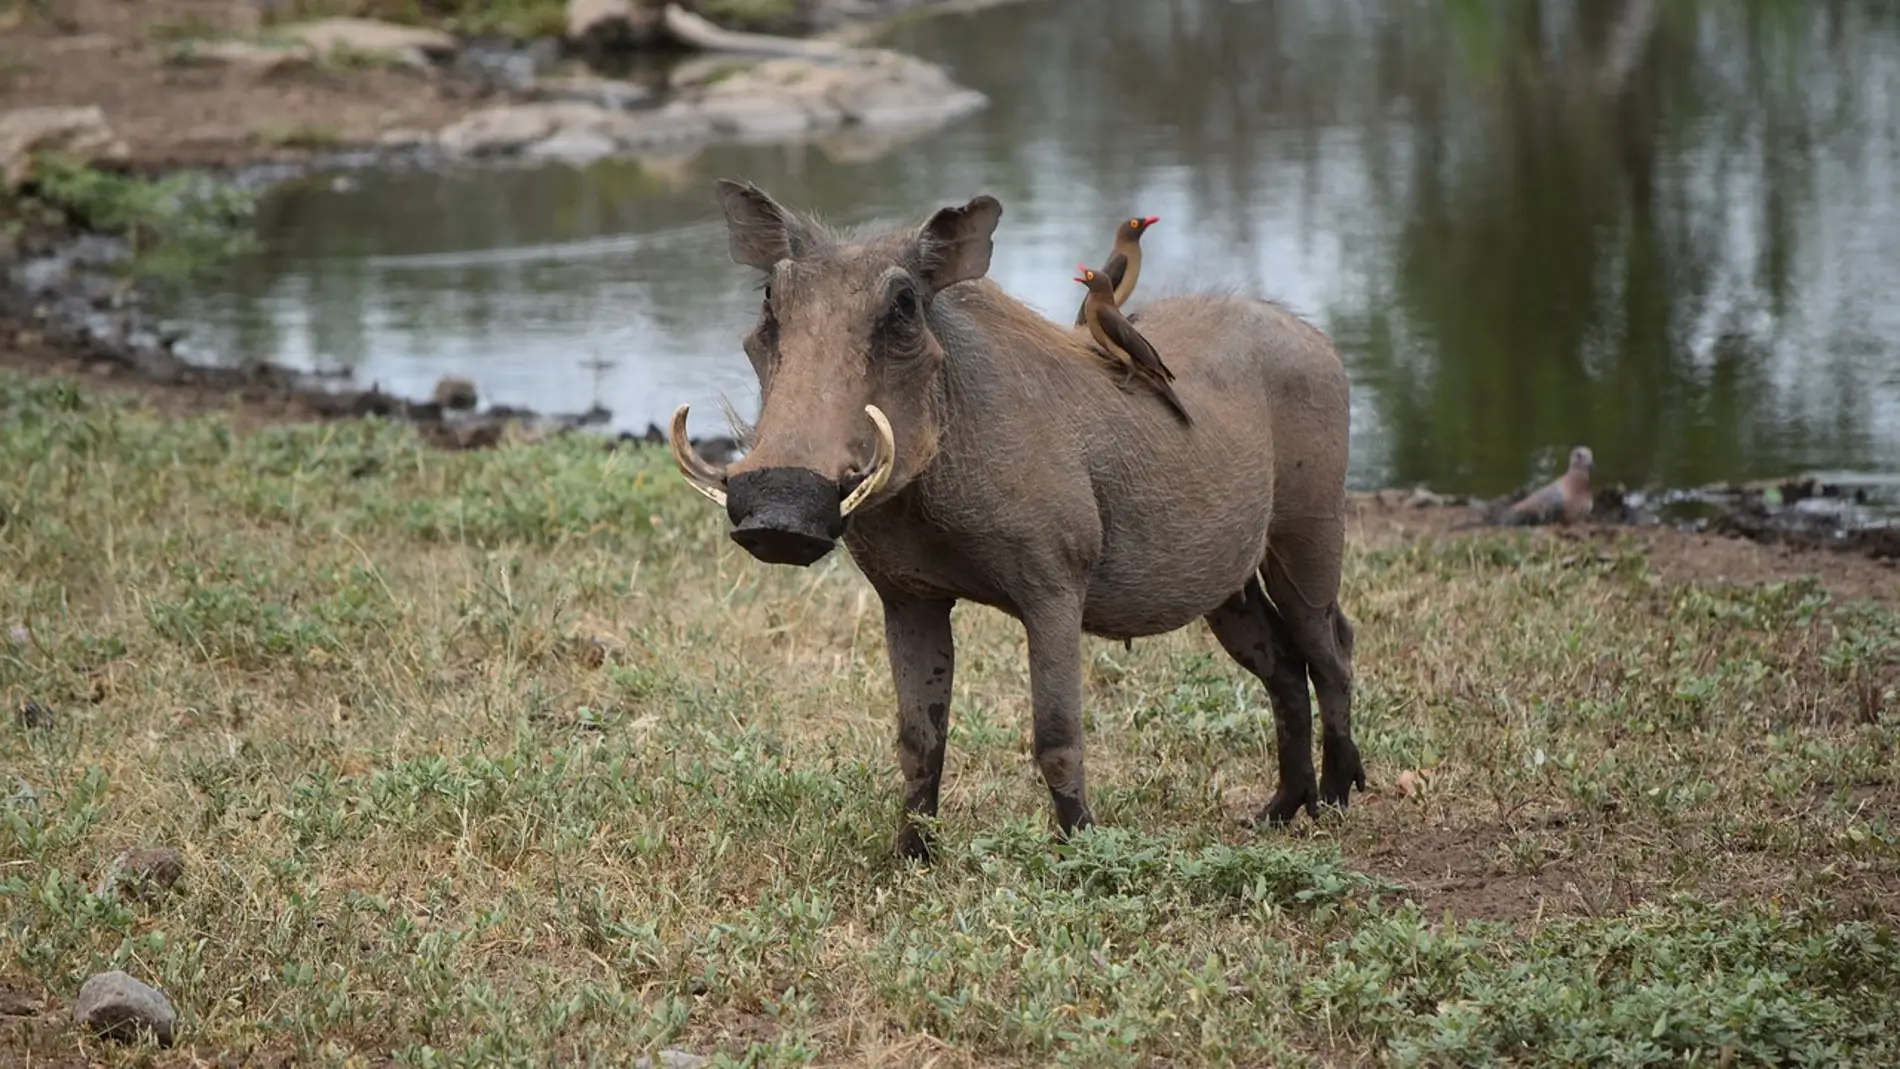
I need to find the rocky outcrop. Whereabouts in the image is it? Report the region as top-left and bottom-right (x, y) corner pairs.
(696, 49), (986, 131)
(275, 18), (460, 69)
(436, 49), (985, 161)
(0, 106), (129, 188)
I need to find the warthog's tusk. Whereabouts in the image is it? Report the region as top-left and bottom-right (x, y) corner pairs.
(839, 404), (895, 518)
(668, 404), (729, 507)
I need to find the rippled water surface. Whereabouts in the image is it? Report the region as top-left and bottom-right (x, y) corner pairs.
(156, 0), (1900, 495)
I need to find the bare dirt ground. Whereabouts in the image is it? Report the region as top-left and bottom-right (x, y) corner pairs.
(1349, 493), (1898, 608)
(2, 0), (474, 169)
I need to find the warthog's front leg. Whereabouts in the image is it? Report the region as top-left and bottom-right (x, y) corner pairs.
(881, 594), (957, 861)
(1023, 596), (1094, 838)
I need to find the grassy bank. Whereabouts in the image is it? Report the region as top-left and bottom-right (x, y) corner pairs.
(1, 372), (1897, 1067)
(5, 156), (258, 286)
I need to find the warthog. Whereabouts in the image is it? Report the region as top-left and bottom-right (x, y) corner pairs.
(670, 179), (1364, 859)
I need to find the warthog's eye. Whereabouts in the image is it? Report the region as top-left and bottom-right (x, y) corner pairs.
(889, 284), (920, 323)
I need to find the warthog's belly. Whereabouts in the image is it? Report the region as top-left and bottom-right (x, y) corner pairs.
(1077, 496), (1274, 640)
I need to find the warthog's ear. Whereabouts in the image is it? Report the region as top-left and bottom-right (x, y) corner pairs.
(913, 194), (1003, 294)
(714, 179), (818, 271)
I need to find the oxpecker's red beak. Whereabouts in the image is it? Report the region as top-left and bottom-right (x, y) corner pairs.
(1142, 215), (1160, 227)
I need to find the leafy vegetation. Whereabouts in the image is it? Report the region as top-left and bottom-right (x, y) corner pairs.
(0, 373), (1895, 1066)
(9, 156), (259, 286)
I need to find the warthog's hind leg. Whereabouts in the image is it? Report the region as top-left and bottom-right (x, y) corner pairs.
(881, 594), (957, 861)
(1264, 554), (1366, 811)
(1203, 575), (1319, 824)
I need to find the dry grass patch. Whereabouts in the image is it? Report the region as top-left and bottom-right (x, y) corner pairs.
(1, 372), (1897, 1067)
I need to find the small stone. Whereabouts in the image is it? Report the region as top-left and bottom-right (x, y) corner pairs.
(15, 699), (54, 729)
(72, 971), (178, 1048)
(431, 376), (478, 410)
(524, 128), (620, 163)
(97, 847), (186, 900)
(633, 1053), (710, 1069)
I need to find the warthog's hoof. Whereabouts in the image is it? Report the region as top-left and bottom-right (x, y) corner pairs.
(895, 822), (933, 863)
(1254, 780), (1319, 827)
(1320, 739), (1368, 810)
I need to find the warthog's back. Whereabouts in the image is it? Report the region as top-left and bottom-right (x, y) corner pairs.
(918, 284), (1351, 638)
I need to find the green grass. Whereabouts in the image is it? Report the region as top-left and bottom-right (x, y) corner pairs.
(10, 157), (259, 287)
(1, 373), (1896, 1066)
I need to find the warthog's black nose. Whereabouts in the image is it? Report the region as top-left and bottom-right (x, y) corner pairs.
(725, 467), (845, 567)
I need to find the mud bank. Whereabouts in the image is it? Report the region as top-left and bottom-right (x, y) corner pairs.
(0, 1), (1005, 171)
(1367, 479), (1900, 564)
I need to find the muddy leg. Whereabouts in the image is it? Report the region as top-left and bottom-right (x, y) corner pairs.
(1264, 557), (1366, 810)
(1022, 596), (1093, 838)
(881, 594), (957, 861)
(1203, 575), (1319, 823)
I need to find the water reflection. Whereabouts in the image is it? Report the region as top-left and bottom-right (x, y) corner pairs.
(156, 0), (1900, 494)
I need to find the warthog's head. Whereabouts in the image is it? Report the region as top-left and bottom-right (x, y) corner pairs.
(669, 179), (1004, 567)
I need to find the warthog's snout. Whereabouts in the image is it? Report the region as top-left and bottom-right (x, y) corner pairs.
(667, 403), (898, 568)
(725, 467), (847, 567)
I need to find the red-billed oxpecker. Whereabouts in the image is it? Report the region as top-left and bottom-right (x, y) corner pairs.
(1074, 264), (1191, 426)
(1072, 215), (1159, 326)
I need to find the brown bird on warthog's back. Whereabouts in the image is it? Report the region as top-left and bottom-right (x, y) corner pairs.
(1072, 214), (1157, 326)
(1075, 263), (1191, 425)
(669, 180), (1364, 862)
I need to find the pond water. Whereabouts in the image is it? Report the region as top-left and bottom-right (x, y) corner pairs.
(155, 0), (1900, 496)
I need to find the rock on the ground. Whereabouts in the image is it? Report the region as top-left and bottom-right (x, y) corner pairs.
(688, 49), (986, 136)
(568, 0), (664, 51)
(72, 971), (177, 1048)
(0, 106), (130, 189)
(525, 74), (657, 112)
(277, 17), (459, 69)
(172, 39), (312, 77)
(436, 101), (711, 159)
(431, 376), (479, 410)
(96, 847), (187, 900)
(634, 1052), (709, 1069)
